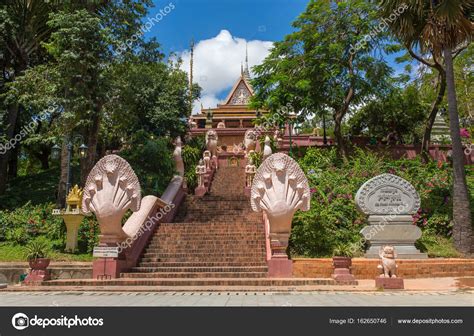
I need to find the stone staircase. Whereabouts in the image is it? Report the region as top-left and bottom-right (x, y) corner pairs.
(42, 165), (337, 289)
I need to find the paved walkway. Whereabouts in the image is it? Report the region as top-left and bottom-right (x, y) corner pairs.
(0, 291), (472, 306)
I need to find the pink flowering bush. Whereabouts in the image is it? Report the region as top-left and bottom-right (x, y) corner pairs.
(290, 147), (455, 257)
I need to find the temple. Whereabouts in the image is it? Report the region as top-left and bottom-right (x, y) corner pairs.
(188, 49), (273, 150)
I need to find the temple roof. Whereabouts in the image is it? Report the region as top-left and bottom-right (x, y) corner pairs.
(222, 75), (254, 106)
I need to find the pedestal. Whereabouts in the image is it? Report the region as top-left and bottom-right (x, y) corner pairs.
(331, 268), (357, 283)
(195, 185), (206, 197)
(244, 186), (251, 197)
(360, 215), (427, 259)
(62, 214), (84, 252)
(24, 259), (51, 285)
(24, 269), (51, 285)
(267, 258), (293, 278)
(375, 276), (404, 289)
(92, 258), (124, 279)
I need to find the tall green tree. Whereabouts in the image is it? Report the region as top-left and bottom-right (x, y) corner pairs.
(349, 85), (426, 143)
(252, 0), (393, 159)
(0, 0), (56, 193)
(380, 0), (473, 253)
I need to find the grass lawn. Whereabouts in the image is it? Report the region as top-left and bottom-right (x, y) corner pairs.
(0, 242), (93, 262)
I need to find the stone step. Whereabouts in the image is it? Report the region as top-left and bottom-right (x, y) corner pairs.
(129, 266), (268, 273)
(145, 247), (265, 253)
(147, 239), (264, 246)
(140, 257), (265, 263)
(42, 278), (338, 287)
(142, 253), (266, 259)
(121, 272), (268, 278)
(157, 223), (262, 228)
(138, 261), (268, 267)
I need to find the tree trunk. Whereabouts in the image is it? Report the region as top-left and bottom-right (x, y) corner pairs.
(421, 72), (446, 163)
(8, 143), (19, 178)
(0, 102), (19, 194)
(333, 110), (348, 159)
(57, 138), (70, 208)
(81, 113), (100, 185)
(34, 148), (50, 170)
(444, 46), (473, 255)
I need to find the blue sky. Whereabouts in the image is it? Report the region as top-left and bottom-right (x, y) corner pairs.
(145, 0), (308, 55)
(143, 0), (406, 112)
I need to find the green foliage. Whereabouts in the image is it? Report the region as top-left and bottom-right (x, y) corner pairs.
(332, 243), (355, 258)
(120, 131), (175, 196)
(0, 201), (99, 255)
(251, 0), (393, 156)
(182, 136), (205, 191)
(416, 234), (460, 258)
(291, 147), (456, 257)
(349, 85), (427, 144)
(25, 238), (50, 260)
(249, 151), (263, 168)
(0, 242), (92, 262)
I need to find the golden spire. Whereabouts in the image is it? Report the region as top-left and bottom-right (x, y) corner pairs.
(243, 42), (251, 81)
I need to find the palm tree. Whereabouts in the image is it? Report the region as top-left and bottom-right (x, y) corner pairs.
(379, 0), (473, 254)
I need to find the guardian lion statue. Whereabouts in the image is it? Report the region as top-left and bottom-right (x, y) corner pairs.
(378, 245), (398, 278)
(205, 130), (218, 157)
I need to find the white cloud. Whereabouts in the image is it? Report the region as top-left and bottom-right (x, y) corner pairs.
(178, 30), (273, 114)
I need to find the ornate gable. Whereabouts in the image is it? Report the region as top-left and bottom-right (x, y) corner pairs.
(223, 77), (254, 106)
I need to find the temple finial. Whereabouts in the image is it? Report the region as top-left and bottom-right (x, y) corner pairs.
(244, 42), (251, 80)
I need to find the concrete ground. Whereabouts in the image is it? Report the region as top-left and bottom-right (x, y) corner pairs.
(0, 278), (472, 307)
(0, 290), (472, 306)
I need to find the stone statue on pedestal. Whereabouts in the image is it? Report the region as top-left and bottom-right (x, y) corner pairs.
(250, 153), (310, 277)
(195, 159), (206, 188)
(205, 130), (218, 157)
(378, 245), (398, 278)
(82, 155), (141, 244)
(245, 157), (257, 188)
(356, 173), (426, 259)
(203, 150), (211, 172)
(262, 135), (272, 161)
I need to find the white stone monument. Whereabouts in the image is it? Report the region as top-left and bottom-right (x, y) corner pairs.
(355, 173), (427, 259)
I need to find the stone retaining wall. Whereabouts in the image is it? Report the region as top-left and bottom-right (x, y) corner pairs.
(293, 258), (474, 279)
(0, 262), (92, 285)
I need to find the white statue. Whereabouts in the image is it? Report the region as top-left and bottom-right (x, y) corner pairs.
(263, 135), (272, 161)
(244, 129), (257, 156)
(378, 245), (398, 278)
(188, 117), (197, 129)
(245, 157), (257, 188)
(82, 155), (141, 244)
(217, 120), (226, 128)
(195, 159), (206, 187)
(273, 129), (283, 148)
(251, 153), (310, 258)
(173, 137), (184, 177)
(205, 130), (218, 157)
(203, 150), (211, 171)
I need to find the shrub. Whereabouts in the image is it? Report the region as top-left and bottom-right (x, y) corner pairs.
(290, 147), (455, 257)
(25, 238), (50, 260)
(182, 135), (205, 191)
(120, 132), (175, 196)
